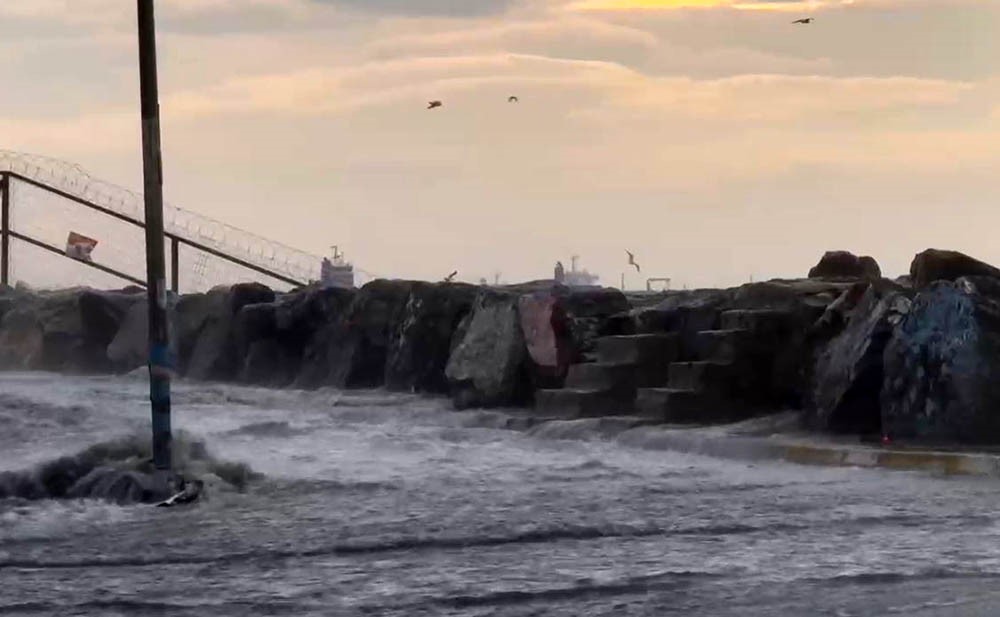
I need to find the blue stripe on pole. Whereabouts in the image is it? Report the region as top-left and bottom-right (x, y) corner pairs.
(150, 343), (172, 368)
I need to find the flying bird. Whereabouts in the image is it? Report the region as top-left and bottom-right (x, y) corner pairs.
(508, 96), (519, 103)
(626, 250), (640, 274)
(427, 100), (443, 110)
(443, 271), (458, 283)
(792, 18), (813, 24)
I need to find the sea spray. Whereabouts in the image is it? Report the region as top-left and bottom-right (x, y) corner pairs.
(0, 430), (258, 504)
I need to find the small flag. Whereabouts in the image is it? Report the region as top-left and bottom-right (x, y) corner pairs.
(65, 231), (98, 262)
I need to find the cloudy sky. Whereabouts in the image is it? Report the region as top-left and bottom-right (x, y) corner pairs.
(0, 0), (997, 288)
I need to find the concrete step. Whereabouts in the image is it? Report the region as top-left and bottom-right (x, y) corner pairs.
(595, 334), (680, 366)
(636, 387), (730, 424)
(564, 361), (671, 391)
(691, 329), (753, 363)
(720, 309), (794, 333)
(668, 361), (747, 393)
(534, 388), (634, 418)
(564, 362), (636, 392)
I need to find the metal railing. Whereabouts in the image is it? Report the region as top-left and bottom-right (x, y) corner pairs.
(0, 171), (309, 291)
(0, 161), (320, 292)
(0, 150), (323, 291)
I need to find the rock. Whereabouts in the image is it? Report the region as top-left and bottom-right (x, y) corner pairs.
(554, 286), (630, 360)
(518, 286), (629, 386)
(174, 288), (228, 373)
(106, 295), (179, 372)
(182, 283), (275, 381)
(882, 276), (1000, 444)
(288, 287), (359, 388)
(519, 292), (570, 387)
(809, 281), (873, 340)
(296, 280), (411, 389)
(385, 282), (479, 393)
(78, 290), (143, 350)
(233, 301), (278, 359)
(808, 251), (881, 280)
(0, 289), (130, 373)
(909, 249), (1000, 289)
(0, 295), (43, 369)
(263, 285), (356, 387)
(811, 283), (912, 434)
(446, 290), (530, 409)
(626, 289), (733, 358)
(233, 299), (306, 387)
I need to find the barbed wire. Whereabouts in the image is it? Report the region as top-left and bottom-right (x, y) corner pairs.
(0, 150), (324, 285)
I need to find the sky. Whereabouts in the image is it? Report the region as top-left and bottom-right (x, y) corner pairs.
(0, 0), (997, 289)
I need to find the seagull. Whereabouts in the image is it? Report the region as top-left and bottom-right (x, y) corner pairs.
(427, 100), (442, 110)
(626, 250), (641, 274)
(443, 271), (458, 283)
(508, 96), (519, 103)
(792, 18), (813, 24)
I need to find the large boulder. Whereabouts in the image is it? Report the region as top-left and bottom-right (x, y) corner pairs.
(909, 249), (1000, 289)
(296, 280), (411, 389)
(384, 282), (479, 393)
(0, 289), (130, 373)
(0, 290), (44, 369)
(519, 292), (571, 388)
(519, 286), (629, 386)
(808, 251), (881, 280)
(232, 292), (343, 388)
(106, 295), (180, 372)
(882, 276), (1000, 444)
(446, 290), (530, 409)
(78, 289), (143, 349)
(554, 286), (630, 360)
(181, 283), (275, 381)
(810, 283), (912, 434)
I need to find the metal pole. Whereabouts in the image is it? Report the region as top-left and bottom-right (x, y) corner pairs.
(170, 236), (179, 293)
(1, 174), (9, 288)
(137, 0), (171, 478)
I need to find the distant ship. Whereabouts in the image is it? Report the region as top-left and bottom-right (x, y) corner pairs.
(561, 256), (600, 287)
(319, 246), (355, 289)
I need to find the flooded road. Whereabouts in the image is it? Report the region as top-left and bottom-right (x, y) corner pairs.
(3, 372), (1000, 616)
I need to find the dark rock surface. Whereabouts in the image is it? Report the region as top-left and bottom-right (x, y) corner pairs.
(446, 290), (531, 409)
(296, 280), (412, 389)
(385, 282), (478, 393)
(810, 282), (912, 434)
(0, 289), (142, 373)
(808, 251), (881, 280)
(279, 285), (357, 387)
(106, 296), (180, 372)
(909, 249), (1000, 289)
(182, 283), (275, 381)
(519, 285), (629, 387)
(882, 276), (1000, 444)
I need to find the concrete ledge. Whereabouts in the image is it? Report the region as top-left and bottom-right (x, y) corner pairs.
(612, 424), (1000, 477)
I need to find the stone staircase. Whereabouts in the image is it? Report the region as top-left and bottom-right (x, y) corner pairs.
(534, 309), (793, 423)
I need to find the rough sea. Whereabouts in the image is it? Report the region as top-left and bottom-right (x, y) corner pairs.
(3, 372), (1000, 616)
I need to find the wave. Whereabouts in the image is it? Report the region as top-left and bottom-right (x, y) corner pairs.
(0, 599), (309, 615)
(0, 520), (788, 570)
(809, 568), (1000, 586)
(0, 431), (259, 504)
(219, 421), (304, 438)
(426, 570), (720, 610)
